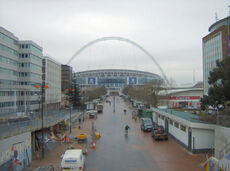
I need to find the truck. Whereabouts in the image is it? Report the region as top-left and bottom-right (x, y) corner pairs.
(96, 104), (103, 113)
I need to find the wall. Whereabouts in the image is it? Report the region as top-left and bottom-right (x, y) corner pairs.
(0, 132), (31, 171)
(215, 126), (230, 159)
(192, 128), (214, 152)
(169, 121), (188, 147)
(157, 115), (188, 147)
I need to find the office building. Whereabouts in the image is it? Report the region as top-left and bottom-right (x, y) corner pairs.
(0, 27), (46, 116)
(202, 16), (230, 94)
(61, 65), (72, 92)
(0, 27), (43, 116)
(43, 56), (61, 110)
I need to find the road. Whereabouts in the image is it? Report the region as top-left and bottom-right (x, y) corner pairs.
(85, 96), (204, 171)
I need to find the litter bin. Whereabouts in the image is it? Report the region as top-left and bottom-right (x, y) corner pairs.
(144, 110), (152, 119)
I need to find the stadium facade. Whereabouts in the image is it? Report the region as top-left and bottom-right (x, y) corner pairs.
(73, 69), (163, 90)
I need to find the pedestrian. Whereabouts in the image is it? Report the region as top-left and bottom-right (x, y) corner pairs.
(79, 118), (81, 124)
(132, 110), (135, 119)
(134, 115), (137, 122)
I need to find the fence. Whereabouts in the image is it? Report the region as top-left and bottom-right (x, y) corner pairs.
(0, 109), (82, 140)
(217, 115), (230, 127)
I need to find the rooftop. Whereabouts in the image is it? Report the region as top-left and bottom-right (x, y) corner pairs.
(208, 16), (230, 32)
(157, 108), (207, 124)
(158, 88), (203, 96)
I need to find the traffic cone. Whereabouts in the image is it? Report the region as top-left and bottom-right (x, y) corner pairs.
(92, 142), (96, 149)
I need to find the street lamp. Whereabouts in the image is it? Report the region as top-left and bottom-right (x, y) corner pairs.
(65, 88), (73, 134)
(35, 84), (48, 159)
(34, 93), (41, 117)
(70, 105), (72, 134)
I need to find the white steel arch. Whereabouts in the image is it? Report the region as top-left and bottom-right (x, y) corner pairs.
(67, 36), (169, 85)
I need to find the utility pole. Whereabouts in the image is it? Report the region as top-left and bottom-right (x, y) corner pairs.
(41, 82), (45, 159)
(113, 96), (115, 113)
(92, 121), (95, 142)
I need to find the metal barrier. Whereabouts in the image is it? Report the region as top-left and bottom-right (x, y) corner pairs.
(0, 109), (82, 140)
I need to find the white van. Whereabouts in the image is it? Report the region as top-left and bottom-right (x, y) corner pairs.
(61, 149), (85, 171)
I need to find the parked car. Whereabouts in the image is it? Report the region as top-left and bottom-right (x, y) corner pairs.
(141, 118), (152, 124)
(152, 126), (168, 140)
(141, 118), (153, 132)
(87, 110), (97, 119)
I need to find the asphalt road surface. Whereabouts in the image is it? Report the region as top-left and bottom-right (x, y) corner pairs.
(85, 96), (204, 171)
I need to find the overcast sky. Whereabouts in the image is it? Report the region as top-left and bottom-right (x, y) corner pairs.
(0, 0), (229, 85)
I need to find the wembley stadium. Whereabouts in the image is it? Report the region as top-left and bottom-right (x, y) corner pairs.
(73, 69), (163, 90)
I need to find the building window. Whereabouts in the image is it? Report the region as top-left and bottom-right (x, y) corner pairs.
(161, 115), (165, 120)
(169, 119), (173, 125)
(174, 122), (179, 128)
(180, 125), (186, 132)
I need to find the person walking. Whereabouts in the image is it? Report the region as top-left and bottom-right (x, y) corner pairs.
(134, 115), (137, 122)
(132, 110), (135, 119)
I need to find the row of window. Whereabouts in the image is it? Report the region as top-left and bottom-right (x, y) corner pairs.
(80, 72), (154, 78)
(0, 79), (41, 87)
(0, 55), (18, 66)
(0, 43), (18, 56)
(30, 44), (42, 54)
(0, 91), (15, 96)
(19, 44), (42, 54)
(30, 73), (41, 79)
(19, 72), (41, 79)
(1, 56), (42, 72)
(0, 91), (40, 96)
(0, 67), (17, 76)
(19, 53), (42, 63)
(19, 62), (42, 72)
(0, 101), (14, 107)
(75, 77), (160, 85)
(0, 80), (18, 85)
(158, 114), (186, 132)
(19, 44), (29, 49)
(31, 54), (42, 63)
(19, 82), (41, 86)
(0, 100), (40, 108)
(0, 32), (17, 45)
(0, 67), (41, 78)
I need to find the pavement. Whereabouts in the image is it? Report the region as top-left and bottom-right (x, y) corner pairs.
(30, 96), (205, 171)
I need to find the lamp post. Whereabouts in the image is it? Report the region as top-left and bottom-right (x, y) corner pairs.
(35, 84), (48, 159)
(70, 105), (72, 134)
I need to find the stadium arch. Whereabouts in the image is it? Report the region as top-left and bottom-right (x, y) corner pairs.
(67, 36), (169, 86)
